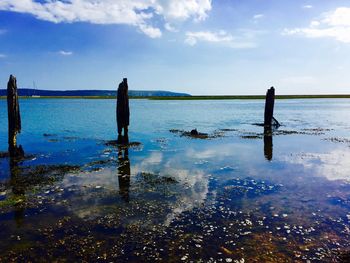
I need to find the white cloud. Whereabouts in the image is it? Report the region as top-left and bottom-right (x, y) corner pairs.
(302, 5), (313, 9)
(164, 22), (178, 32)
(0, 53), (7, 58)
(138, 24), (162, 38)
(0, 0), (212, 38)
(185, 30), (257, 48)
(0, 29), (6, 35)
(284, 7), (350, 43)
(58, 50), (73, 56)
(253, 14), (264, 20)
(323, 7), (350, 26)
(185, 30), (233, 46)
(159, 0), (212, 22)
(310, 20), (320, 27)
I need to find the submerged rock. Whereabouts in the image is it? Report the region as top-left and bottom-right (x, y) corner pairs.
(190, 129), (199, 136)
(170, 129), (224, 139)
(0, 152), (9, 158)
(240, 135), (263, 139)
(43, 133), (57, 137)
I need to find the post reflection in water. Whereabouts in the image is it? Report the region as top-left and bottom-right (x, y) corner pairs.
(264, 127), (273, 161)
(9, 157), (25, 227)
(117, 145), (131, 202)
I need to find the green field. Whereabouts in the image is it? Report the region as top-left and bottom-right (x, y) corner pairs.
(1, 95), (350, 100)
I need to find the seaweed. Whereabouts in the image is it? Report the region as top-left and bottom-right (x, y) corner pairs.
(169, 129), (224, 139)
(140, 172), (178, 185)
(323, 137), (350, 144)
(104, 140), (142, 148)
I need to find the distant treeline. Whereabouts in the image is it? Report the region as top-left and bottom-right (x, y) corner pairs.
(147, 95), (350, 100)
(1, 92), (350, 100)
(0, 88), (191, 97)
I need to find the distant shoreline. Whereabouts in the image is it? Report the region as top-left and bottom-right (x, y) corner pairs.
(1, 95), (350, 100)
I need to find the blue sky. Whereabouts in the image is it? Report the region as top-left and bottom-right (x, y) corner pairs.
(0, 0), (350, 95)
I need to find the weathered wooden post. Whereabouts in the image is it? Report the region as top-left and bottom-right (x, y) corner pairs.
(7, 75), (24, 157)
(116, 78), (130, 143)
(264, 87), (275, 127)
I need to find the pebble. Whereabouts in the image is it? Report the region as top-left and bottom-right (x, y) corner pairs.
(245, 219), (252, 226)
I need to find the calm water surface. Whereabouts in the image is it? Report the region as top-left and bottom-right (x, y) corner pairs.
(0, 98), (350, 262)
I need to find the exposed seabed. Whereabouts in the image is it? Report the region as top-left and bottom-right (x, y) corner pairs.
(1, 121), (350, 262)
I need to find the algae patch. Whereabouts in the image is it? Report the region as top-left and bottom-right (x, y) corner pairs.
(104, 140), (142, 149)
(169, 129), (225, 139)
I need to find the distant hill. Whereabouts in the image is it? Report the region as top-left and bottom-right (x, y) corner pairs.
(0, 88), (191, 97)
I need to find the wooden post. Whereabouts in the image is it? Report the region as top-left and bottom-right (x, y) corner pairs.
(116, 78), (130, 143)
(7, 75), (23, 157)
(264, 87), (275, 127)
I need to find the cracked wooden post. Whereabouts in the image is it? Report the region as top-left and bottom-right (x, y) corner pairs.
(7, 75), (23, 157)
(116, 78), (130, 143)
(264, 87), (275, 127)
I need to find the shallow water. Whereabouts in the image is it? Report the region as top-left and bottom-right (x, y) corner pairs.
(1, 98), (350, 262)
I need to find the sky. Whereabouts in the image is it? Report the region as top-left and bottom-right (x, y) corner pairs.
(0, 0), (350, 95)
